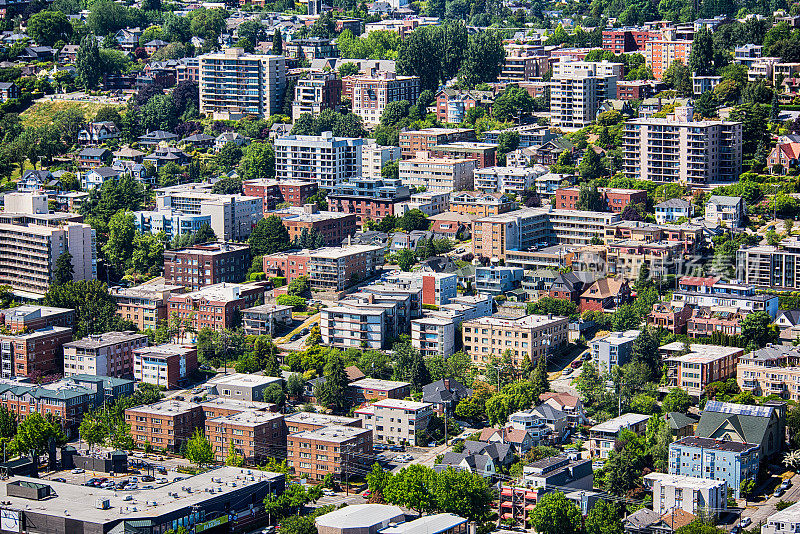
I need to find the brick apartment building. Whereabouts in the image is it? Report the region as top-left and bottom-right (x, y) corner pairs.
(553, 187), (648, 213)
(163, 242), (251, 291)
(270, 205), (358, 246)
(167, 283), (265, 332)
(109, 284), (185, 331)
(348, 378), (411, 403)
(0, 326), (74, 379)
(602, 29), (660, 54)
(428, 142), (497, 168)
(126, 399), (205, 452)
(200, 397), (278, 419)
(284, 412), (362, 434)
(0, 305), (75, 333)
(262, 245), (384, 290)
(349, 70), (421, 127)
(206, 410), (286, 463)
(133, 343), (198, 389)
(243, 179), (318, 212)
(398, 128), (477, 159)
(263, 252), (310, 282)
(63, 331), (148, 378)
(287, 425), (373, 482)
(0, 381), (91, 435)
(617, 80), (661, 100)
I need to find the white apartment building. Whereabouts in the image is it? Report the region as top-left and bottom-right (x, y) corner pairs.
(411, 315), (456, 357)
(550, 61), (622, 128)
(462, 314), (569, 367)
(361, 141), (402, 180)
(320, 305), (387, 349)
(644, 473), (727, 518)
(395, 191), (450, 217)
(763, 501), (800, 534)
(474, 166), (540, 195)
(155, 183), (263, 241)
(275, 131), (364, 189)
(623, 106), (742, 188)
(198, 47), (286, 120)
(63, 331), (149, 378)
(355, 398), (434, 446)
(399, 152), (476, 192)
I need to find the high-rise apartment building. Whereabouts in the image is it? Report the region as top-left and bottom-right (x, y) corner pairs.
(198, 47), (286, 119)
(550, 61), (622, 128)
(155, 184), (263, 241)
(0, 213), (96, 298)
(350, 70), (420, 126)
(646, 39), (693, 80)
(399, 152), (476, 192)
(163, 242), (251, 291)
(274, 132), (363, 189)
(63, 331), (149, 378)
(736, 238), (800, 290)
(292, 70), (342, 120)
(623, 107), (742, 187)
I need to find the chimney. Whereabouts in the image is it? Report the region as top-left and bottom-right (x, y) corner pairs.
(303, 203), (319, 214)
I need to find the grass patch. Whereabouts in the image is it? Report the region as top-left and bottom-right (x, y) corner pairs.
(20, 100), (123, 128)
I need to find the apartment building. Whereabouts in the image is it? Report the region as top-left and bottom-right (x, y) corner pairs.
(262, 244), (384, 289)
(472, 207), (619, 260)
(590, 330), (640, 376)
(484, 124), (557, 148)
(550, 61), (622, 128)
(292, 70), (341, 120)
(671, 277), (779, 318)
(155, 183), (263, 241)
(0, 326), (73, 379)
(110, 284), (184, 331)
(606, 240), (684, 280)
(320, 305), (387, 349)
(355, 399), (433, 446)
(428, 142), (497, 169)
(167, 283), (265, 332)
(200, 397), (277, 419)
(623, 106), (742, 188)
(646, 39), (693, 79)
(398, 128), (476, 159)
(206, 410), (286, 463)
(396, 191), (450, 216)
(206, 373), (282, 402)
(411, 315), (455, 357)
(554, 187), (647, 213)
(602, 29), (660, 53)
(499, 44), (549, 82)
(434, 88), (495, 123)
(125, 399), (205, 451)
(668, 437), (759, 498)
(449, 191), (517, 217)
(589, 412), (650, 458)
(473, 166), (539, 195)
(198, 47), (285, 119)
(63, 331), (148, 378)
(0, 215), (96, 298)
(163, 242), (250, 291)
(274, 132), (363, 189)
(605, 220), (703, 254)
(735, 238), (800, 290)
(762, 501), (800, 534)
(133, 343), (198, 389)
(462, 314), (568, 368)
(350, 70), (420, 126)
(399, 152), (476, 192)
(284, 412), (362, 433)
(242, 303), (293, 336)
(737, 345), (800, 400)
(133, 209), (212, 241)
(348, 378), (411, 403)
(644, 473), (727, 518)
(287, 425), (373, 481)
(659, 342), (742, 396)
(242, 179), (318, 212)
(0, 305), (74, 333)
(328, 176), (410, 227)
(0, 378), (92, 434)
(475, 266), (524, 295)
(270, 205), (357, 246)
(361, 141), (402, 180)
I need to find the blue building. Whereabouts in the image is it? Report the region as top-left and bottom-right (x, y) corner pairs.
(133, 209), (212, 240)
(668, 436), (759, 498)
(475, 266), (524, 295)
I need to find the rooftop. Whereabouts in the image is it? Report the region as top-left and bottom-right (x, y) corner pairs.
(125, 399), (198, 416)
(207, 373), (282, 389)
(381, 514), (467, 534)
(134, 344), (195, 360)
(64, 331), (146, 350)
(463, 313), (566, 329)
(660, 343), (742, 363)
(672, 436), (759, 453)
(200, 397), (276, 412)
(292, 424), (371, 442)
(590, 413), (650, 433)
(208, 410), (283, 427)
(370, 398), (433, 411)
(643, 472), (727, 489)
(170, 242), (250, 256)
(315, 504), (405, 530)
(594, 330), (640, 346)
(284, 412), (360, 426)
(350, 378), (410, 391)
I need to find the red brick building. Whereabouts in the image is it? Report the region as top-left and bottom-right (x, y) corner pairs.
(428, 142), (497, 168)
(602, 29), (660, 54)
(163, 242), (251, 291)
(133, 344), (198, 389)
(263, 252), (311, 280)
(0, 382), (90, 436)
(206, 410), (286, 463)
(347, 378), (411, 404)
(554, 187), (648, 213)
(125, 399), (205, 452)
(270, 205), (357, 246)
(327, 196), (402, 227)
(0, 326), (73, 379)
(648, 303), (693, 334)
(398, 128), (476, 159)
(167, 283), (266, 332)
(243, 179), (319, 212)
(617, 80), (657, 100)
(284, 412), (362, 434)
(0, 305), (74, 333)
(287, 425), (373, 482)
(579, 277), (632, 313)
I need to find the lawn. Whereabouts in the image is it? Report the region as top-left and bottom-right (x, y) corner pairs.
(20, 99), (123, 128)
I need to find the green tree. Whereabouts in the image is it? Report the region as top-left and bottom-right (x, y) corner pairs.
(530, 355), (549, 397)
(79, 412), (108, 450)
(225, 439), (244, 466)
(585, 500), (623, 534)
(262, 383), (286, 406)
(689, 28), (718, 76)
(458, 30), (505, 88)
(435, 467), (493, 521)
(272, 29), (283, 54)
(580, 148), (607, 181)
(239, 142), (275, 180)
(76, 33), (102, 90)
(383, 464), (438, 515)
(315, 352), (350, 413)
(53, 251), (74, 286)
(185, 428), (214, 466)
(398, 209), (429, 231)
(0, 407), (16, 440)
(740, 478), (755, 504)
(288, 275), (310, 297)
(102, 211), (136, 274)
(528, 491), (582, 534)
(741, 311), (777, 348)
(662, 60), (692, 96)
(28, 11), (73, 46)
(394, 248), (416, 271)
(663, 387), (692, 413)
(493, 84), (535, 122)
(249, 215), (289, 256)
(44, 280), (130, 338)
(12, 412), (63, 463)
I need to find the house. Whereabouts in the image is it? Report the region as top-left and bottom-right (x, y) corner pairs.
(522, 453), (593, 490)
(144, 39), (169, 55)
(18, 170), (54, 191)
(478, 426), (534, 454)
(463, 440), (514, 467)
(0, 82), (19, 102)
(539, 392), (587, 427)
(655, 198), (692, 224)
(768, 142), (800, 174)
(139, 130), (178, 146)
(58, 44), (79, 63)
(437, 451), (496, 478)
(20, 46), (55, 61)
(422, 378), (472, 414)
(215, 132), (249, 150)
(428, 212), (477, 240)
(549, 271), (596, 304)
(112, 160), (150, 184)
(77, 122), (120, 145)
(182, 133), (216, 148)
(624, 509), (696, 534)
(580, 276), (631, 312)
(115, 28), (143, 51)
(776, 309), (800, 343)
(77, 147), (111, 170)
(589, 412), (650, 458)
(694, 399), (786, 460)
(705, 195), (745, 227)
(114, 146), (146, 163)
(648, 303), (693, 334)
(143, 146), (191, 168)
(663, 412), (697, 439)
(509, 404), (569, 444)
(82, 167), (121, 190)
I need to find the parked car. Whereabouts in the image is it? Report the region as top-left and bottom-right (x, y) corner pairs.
(562, 368), (573, 376)
(774, 487), (784, 498)
(570, 360), (582, 369)
(740, 518), (752, 528)
(71, 468), (84, 474)
(53, 477), (66, 483)
(781, 480), (791, 490)
(141, 475), (155, 482)
(322, 489), (335, 496)
(300, 328), (310, 335)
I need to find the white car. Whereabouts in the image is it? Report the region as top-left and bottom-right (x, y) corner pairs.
(323, 489), (335, 496)
(781, 480), (792, 490)
(740, 518), (752, 528)
(72, 468), (84, 474)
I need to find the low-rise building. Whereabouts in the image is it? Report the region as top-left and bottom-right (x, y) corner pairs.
(348, 378), (411, 403)
(591, 329), (640, 375)
(270, 205), (358, 246)
(109, 284), (184, 331)
(355, 398), (433, 446)
(671, 277), (779, 318)
(133, 344), (198, 389)
(206, 410), (286, 463)
(205, 373), (283, 402)
(288, 425), (373, 482)
(738, 345), (800, 399)
(695, 399), (786, 461)
(411, 315), (455, 357)
(163, 242), (251, 291)
(589, 413), (650, 458)
(522, 453), (593, 490)
(399, 128), (476, 159)
(554, 187), (647, 213)
(125, 399), (205, 451)
(243, 179), (318, 212)
(475, 266), (524, 295)
(242, 304), (293, 336)
(705, 195), (746, 227)
(668, 436), (759, 498)
(462, 314), (568, 368)
(659, 342), (742, 396)
(321, 305), (388, 349)
(399, 152), (476, 192)
(0, 326), (74, 379)
(284, 412), (362, 433)
(474, 166), (539, 195)
(762, 500), (800, 534)
(449, 191), (517, 217)
(0, 305), (74, 333)
(655, 198), (693, 224)
(644, 473), (727, 518)
(63, 331), (148, 378)
(167, 283), (265, 332)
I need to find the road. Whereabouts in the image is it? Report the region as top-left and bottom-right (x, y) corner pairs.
(741, 471), (800, 527)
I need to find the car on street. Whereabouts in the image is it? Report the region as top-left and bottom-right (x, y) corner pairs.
(731, 526), (740, 534)
(774, 487), (784, 498)
(53, 477), (66, 483)
(301, 328), (310, 335)
(141, 475), (155, 482)
(781, 480), (791, 490)
(323, 489), (335, 496)
(192, 387), (203, 394)
(562, 368), (573, 376)
(71, 468), (84, 474)
(740, 518), (752, 528)
(262, 527), (276, 534)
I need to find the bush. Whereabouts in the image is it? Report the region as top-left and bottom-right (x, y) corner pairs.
(277, 294), (307, 311)
(422, 303), (439, 311)
(270, 276), (287, 287)
(248, 272), (265, 281)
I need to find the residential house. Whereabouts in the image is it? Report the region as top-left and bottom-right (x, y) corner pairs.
(478, 426), (534, 454)
(77, 122), (120, 146)
(77, 147), (111, 170)
(694, 399), (786, 460)
(589, 413), (650, 458)
(705, 196), (746, 227)
(422, 378), (472, 415)
(655, 198), (692, 224)
(539, 392), (588, 427)
(580, 276), (631, 312)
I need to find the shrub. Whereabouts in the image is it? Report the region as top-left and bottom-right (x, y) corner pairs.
(270, 276), (287, 287)
(277, 294), (307, 311)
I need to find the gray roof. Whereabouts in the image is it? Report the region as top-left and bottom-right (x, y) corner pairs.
(463, 440), (512, 464)
(665, 411), (697, 431)
(422, 378), (471, 405)
(532, 403), (567, 421)
(88, 167), (120, 178)
(695, 401), (776, 449)
(707, 195), (742, 206)
(777, 310), (800, 326)
(656, 198), (691, 209)
(624, 508), (661, 529)
(79, 147), (110, 157)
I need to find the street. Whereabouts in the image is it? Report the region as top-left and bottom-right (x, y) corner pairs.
(741, 471), (800, 527)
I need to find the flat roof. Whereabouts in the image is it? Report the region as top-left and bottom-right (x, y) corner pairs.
(594, 330), (641, 346)
(463, 314), (566, 328)
(109, 284), (184, 298)
(661, 342), (742, 363)
(171, 242), (249, 255)
(371, 398), (433, 411)
(350, 378), (410, 391)
(207, 373), (283, 388)
(64, 331), (146, 349)
(284, 412), (360, 426)
(126, 399), (198, 416)
(643, 472), (727, 489)
(134, 343), (194, 359)
(590, 413), (650, 433)
(242, 303), (293, 314)
(200, 397), (275, 412)
(0, 468), (283, 525)
(672, 436), (759, 453)
(381, 514), (467, 534)
(292, 424), (371, 442)
(209, 410), (283, 427)
(315, 504), (405, 530)
(311, 244), (383, 258)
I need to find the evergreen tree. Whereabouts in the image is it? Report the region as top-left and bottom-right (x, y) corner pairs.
(53, 251), (74, 286)
(315, 353), (349, 413)
(272, 29), (282, 54)
(249, 216), (289, 256)
(299, 227), (309, 248)
(771, 91), (780, 122)
(313, 230), (324, 249)
(531, 355), (550, 398)
(76, 34), (102, 90)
